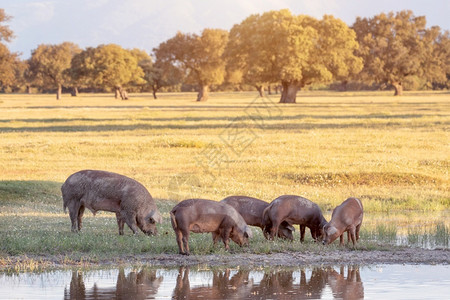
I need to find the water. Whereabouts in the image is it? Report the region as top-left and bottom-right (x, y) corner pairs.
(1, 265), (449, 299)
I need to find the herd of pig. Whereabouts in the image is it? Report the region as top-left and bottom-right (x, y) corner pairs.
(61, 170), (364, 255)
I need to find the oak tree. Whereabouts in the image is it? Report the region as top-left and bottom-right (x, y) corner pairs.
(0, 9), (19, 92)
(0, 9), (13, 43)
(28, 42), (81, 99)
(140, 57), (183, 99)
(227, 10), (362, 103)
(154, 29), (228, 101)
(352, 10), (446, 95)
(71, 44), (144, 99)
(420, 27), (450, 89)
(0, 43), (20, 91)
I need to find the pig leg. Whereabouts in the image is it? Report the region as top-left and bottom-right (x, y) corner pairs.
(300, 225), (306, 242)
(181, 230), (190, 255)
(268, 211), (283, 240)
(310, 227), (317, 242)
(121, 211), (140, 234)
(171, 214), (186, 255)
(339, 234), (345, 246)
(174, 229), (186, 255)
(355, 223), (361, 241)
(221, 227), (232, 251)
(68, 201), (81, 232)
(270, 220), (281, 240)
(69, 209), (79, 232)
(77, 205), (85, 231)
(263, 224), (271, 240)
(212, 231), (221, 245)
(172, 215), (190, 255)
(349, 226), (357, 246)
(116, 212), (125, 235)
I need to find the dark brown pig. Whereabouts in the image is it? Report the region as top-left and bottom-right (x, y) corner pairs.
(323, 197), (363, 246)
(61, 170), (163, 235)
(170, 199), (252, 255)
(263, 195), (327, 242)
(219, 196), (295, 240)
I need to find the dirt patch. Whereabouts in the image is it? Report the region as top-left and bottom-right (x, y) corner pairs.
(2, 248), (449, 271)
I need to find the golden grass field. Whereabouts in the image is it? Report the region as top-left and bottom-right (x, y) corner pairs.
(0, 90), (448, 264)
(1, 91), (448, 211)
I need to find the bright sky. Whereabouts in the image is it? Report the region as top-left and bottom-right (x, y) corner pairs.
(1, 0), (449, 59)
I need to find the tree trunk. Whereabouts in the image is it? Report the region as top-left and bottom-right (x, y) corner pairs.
(115, 86), (129, 100)
(152, 86), (158, 99)
(115, 87), (120, 99)
(56, 84), (62, 100)
(71, 87), (78, 96)
(255, 85), (265, 97)
(279, 81), (299, 103)
(392, 82), (403, 96)
(268, 85), (272, 95)
(26, 85), (32, 94)
(120, 89), (128, 100)
(196, 85), (209, 102)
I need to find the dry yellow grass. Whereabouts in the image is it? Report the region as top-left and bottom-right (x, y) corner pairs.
(0, 91), (449, 259)
(0, 91), (448, 212)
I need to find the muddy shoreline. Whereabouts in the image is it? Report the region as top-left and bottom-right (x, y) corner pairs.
(2, 248), (449, 271)
(117, 248), (450, 267)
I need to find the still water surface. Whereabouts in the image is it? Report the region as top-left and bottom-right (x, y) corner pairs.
(1, 264), (449, 299)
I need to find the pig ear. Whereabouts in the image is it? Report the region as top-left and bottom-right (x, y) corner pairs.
(148, 210), (163, 224)
(327, 226), (337, 236)
(244, 226), (253, 239)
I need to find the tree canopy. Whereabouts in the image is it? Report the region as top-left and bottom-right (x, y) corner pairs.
(71, 44), (144, 99)
(0, 9), (448, 98)
(0, 9), (19, 92)
(154, 28), (228, 101)
(352, 10), (447, 95)
(226, 10), (362, 103)
(0, 9), (13, 43)
(0, 43), (19, 90)
(28, 42), (80, 100)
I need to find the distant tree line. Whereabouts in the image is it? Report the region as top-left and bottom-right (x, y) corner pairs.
(0, 9), (449, 102)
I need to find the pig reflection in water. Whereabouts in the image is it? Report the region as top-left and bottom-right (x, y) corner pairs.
(172, 266), (364, 299)
(173, 267), (252, 300)
(327, 266), (364, 300)
(64, 268), (163, 300)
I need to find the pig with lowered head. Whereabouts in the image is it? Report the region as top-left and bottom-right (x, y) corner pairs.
(170, 198), (252, 255)
(323, 197), (363, 246)
(263, 195), (327, 242)
(219, 196), (295, 240)
(61, 170), (163, 235)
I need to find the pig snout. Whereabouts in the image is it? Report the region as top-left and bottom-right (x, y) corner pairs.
(145, 229), (157, 236)
(141, 224), (158, 236)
